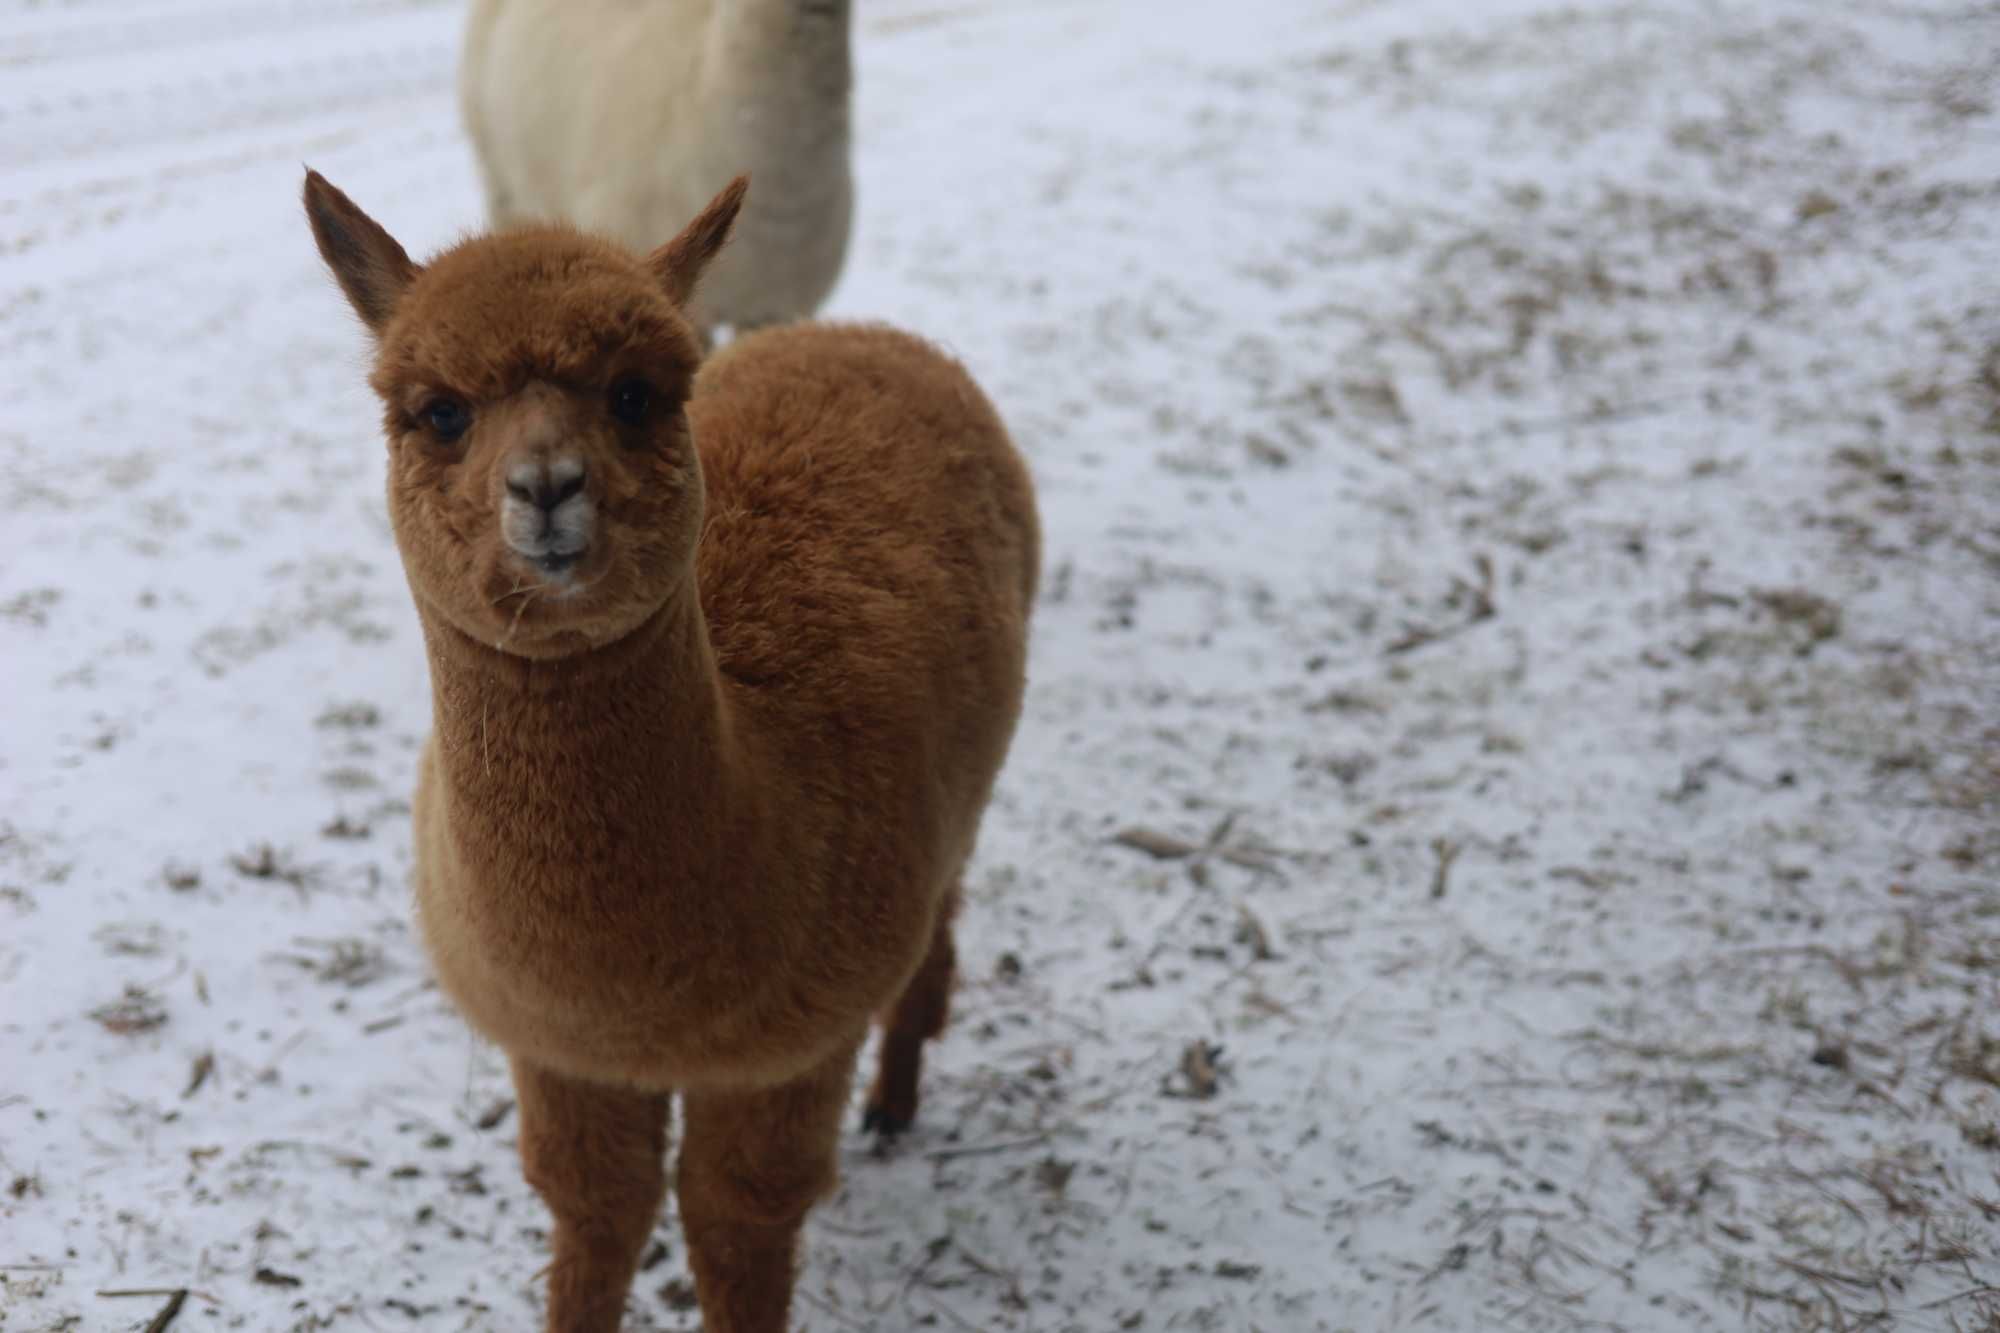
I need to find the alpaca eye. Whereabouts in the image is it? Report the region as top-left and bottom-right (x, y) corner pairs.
(609, 378), (652, 427)
(424, 398), (471, 442)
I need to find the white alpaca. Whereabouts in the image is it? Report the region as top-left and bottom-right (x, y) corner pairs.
(460, 0), (853, 335)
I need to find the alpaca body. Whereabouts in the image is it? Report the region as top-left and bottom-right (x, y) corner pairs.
(304, 170), (1035, 1330)
(461, 0), (853, 333)
(412, 324), (1037, 1093)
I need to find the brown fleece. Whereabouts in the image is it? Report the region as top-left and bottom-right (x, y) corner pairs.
(302, 169), (1039, 1332)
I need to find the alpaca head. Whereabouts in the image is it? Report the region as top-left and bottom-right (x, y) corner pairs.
(303, 169), (746, 658)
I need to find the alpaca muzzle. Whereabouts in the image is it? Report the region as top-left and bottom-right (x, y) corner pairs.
(501, 455), (594, 577)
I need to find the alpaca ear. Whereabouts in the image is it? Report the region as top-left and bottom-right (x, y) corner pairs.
(646, 176), (748, 308)
(302, 168), (421, 336)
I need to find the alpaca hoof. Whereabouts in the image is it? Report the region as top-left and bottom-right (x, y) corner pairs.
(862, 1102), (911, 1138)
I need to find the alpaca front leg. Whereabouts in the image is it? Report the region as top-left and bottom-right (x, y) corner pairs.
(513, 1059), (671, 1333)
(677, 1040), (861, 1332)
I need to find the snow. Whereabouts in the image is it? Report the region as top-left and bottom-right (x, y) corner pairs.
(3, 0), (1997, 1329)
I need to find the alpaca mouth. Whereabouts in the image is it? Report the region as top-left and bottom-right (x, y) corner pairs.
(506, 544), (592, 597)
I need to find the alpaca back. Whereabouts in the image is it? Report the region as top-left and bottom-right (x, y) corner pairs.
(461, 0), (853, 332)
(692, 323), (1040, 826)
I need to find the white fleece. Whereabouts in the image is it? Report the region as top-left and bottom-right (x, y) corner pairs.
(460, 0), (854, 333)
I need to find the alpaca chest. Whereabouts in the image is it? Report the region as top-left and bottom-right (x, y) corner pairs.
(409, 744), (893, 1087)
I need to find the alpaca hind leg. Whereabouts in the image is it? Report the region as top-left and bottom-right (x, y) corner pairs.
(677, 1039), (861, 1333)
(864, 887), (960, 1136)
(512, 1059), (670, 1333)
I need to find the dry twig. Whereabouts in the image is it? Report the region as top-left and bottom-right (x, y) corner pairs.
(98, 1288), (189, 1333)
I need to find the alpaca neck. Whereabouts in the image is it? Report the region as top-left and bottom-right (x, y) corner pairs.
(418, 579), (753, 874)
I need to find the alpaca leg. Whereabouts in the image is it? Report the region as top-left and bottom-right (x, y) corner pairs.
(480, 174), (520, 229)
(677, 1040), (860, 1333)
(864, 889), (959, 1135)
(467, 145), (520, 229)
(512, 1059), (670, 1333)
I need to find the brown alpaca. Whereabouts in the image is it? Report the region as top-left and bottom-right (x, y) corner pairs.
(301, 170), (1038, 1332)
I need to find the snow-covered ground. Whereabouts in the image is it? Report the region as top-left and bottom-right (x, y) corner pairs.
(4, 0), (1998, 1329)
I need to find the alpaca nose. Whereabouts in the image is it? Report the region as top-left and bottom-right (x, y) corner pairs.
(505, 457), (587, 512)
